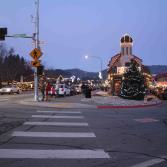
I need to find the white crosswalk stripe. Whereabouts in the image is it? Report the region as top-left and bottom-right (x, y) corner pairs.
(37, 110), (81, 114)
(0, 110), (110, 160)
(32, 115), (84, 119)
(24, 121), (89, 126)
(0, 149), (110, 159)
(12, 131), (96, 138)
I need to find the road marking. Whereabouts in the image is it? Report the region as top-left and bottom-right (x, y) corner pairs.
(12, 131), (96, 138)
(24, 121), (89, 127)
(32, 115), (84, 119)
(0, 149), (110, 159)
(134, 118), (159, 123)
(130, 157), (166, 167)
(37, 111), (81, 114)
(0, 98), (8, 102)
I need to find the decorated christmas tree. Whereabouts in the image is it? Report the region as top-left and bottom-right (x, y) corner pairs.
(120, 59), (146, 100)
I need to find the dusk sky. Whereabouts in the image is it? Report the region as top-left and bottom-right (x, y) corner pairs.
(0, 0), (167, 72)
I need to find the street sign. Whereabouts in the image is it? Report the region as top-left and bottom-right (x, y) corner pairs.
(32, 40), (45, 45)
(30, 48), (42, 60)
(13, 34), (26, 38)
(31, 60), (41, 67)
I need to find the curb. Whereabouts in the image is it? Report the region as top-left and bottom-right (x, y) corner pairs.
(18, 99), (96, 109)
(97, 101), (163, 109)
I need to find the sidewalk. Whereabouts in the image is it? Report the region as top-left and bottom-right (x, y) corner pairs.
(19, 91), (162, 109)
(19, 97), (96, 109)
(81, 91), (162, 108)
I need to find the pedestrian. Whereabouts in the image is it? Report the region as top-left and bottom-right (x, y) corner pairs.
(81, 83), (86, 95)
(45, 82), (51, 101)
(40, 81), (46, 101)
(85, 84), (92, 98)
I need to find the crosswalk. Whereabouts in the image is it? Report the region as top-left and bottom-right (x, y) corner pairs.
(0, 110), (110, 159)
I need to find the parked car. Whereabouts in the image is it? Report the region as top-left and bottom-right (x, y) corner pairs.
(163, 88), (167, 99)
(152, 87), (167, 100)
(56, 84), (71, 96)
(0, 85), (21, 95)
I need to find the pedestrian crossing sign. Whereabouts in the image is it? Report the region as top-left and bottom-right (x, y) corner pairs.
(30, 48), (42, 60)
(31, 60), (41, 67)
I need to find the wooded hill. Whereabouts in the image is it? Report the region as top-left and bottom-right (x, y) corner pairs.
(0, 43), (33, 83)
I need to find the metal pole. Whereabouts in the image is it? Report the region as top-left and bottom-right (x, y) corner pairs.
(100, 58), (103, 80)
(91, 56), (103, 80)
(34, 0), (39, 101)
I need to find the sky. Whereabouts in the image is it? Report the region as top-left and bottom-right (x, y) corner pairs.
(0, 0), (167, 72)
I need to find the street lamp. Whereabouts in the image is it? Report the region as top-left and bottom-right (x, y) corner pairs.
(84, 55), (103, 80)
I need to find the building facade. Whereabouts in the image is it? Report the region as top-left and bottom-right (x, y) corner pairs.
(154, 73), (167, 88)
(108, 34), (143, 95)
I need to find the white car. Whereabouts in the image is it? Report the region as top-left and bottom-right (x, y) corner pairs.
(56, 84), (70, 96)
(0, 85), (21, 95)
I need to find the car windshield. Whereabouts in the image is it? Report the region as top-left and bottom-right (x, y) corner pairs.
(3, 86), (11, 88)
(59, 85), (64, 88)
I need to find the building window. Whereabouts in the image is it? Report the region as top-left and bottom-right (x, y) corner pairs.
(125, 62), (130, 67)
(126, 47), (128, 55)
(130, 47), (132, 55)
(122, 48), (124, 55)
(112, 66), (117, 73)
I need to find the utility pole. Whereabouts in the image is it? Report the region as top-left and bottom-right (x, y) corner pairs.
(34, 0), (40, 101)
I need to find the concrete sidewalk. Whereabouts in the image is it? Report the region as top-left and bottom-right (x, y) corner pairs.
(19, 97), (96, 109)
(82, 93), (161, 106)
(18, 91), (162, 109)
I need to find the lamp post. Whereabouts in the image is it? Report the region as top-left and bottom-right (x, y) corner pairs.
(85, 55), (103, 80)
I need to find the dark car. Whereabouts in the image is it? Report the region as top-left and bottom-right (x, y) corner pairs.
(69, 86), (76, 96)
(155, 87), (167, 100)
(162, 88), (167, 99)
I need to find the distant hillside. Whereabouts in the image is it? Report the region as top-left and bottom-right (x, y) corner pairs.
(45, 68), (99, 80)
(45, 65), (167, 80)
(64, 68), (98, 80)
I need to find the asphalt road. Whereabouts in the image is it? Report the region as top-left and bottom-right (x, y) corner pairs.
(0, 92), (167, 167)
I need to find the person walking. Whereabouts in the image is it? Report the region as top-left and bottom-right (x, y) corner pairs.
(40, 81), (46, 101)
(81, 83), (86, 95)
(45, 82), (51, 101)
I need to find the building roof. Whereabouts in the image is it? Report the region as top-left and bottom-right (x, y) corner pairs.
(121, 34), (133, 43)
(108, 53), (142, 67)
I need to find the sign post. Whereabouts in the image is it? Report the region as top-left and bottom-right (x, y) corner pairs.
(32, 0), (40, 102)
(29, 48), (42, 101)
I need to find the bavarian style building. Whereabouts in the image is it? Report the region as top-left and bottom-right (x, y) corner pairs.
(107, 34), (143, 95)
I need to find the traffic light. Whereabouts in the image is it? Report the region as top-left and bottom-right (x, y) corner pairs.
(0, 28), (7, 40)
(37, 65), (44, 75)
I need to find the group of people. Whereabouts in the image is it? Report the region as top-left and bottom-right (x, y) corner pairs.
(39, 80), (93, 101)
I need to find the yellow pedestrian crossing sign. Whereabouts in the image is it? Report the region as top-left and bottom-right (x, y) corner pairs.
(31, 60), (41, 67)
(30, 48), (42, 60)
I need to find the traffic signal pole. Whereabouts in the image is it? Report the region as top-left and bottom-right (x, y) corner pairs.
(34, 0), (40, 101)
(0, 1), (41, 102)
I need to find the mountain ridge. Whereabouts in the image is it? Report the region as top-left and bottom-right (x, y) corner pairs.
(45, 65), (167, 80)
